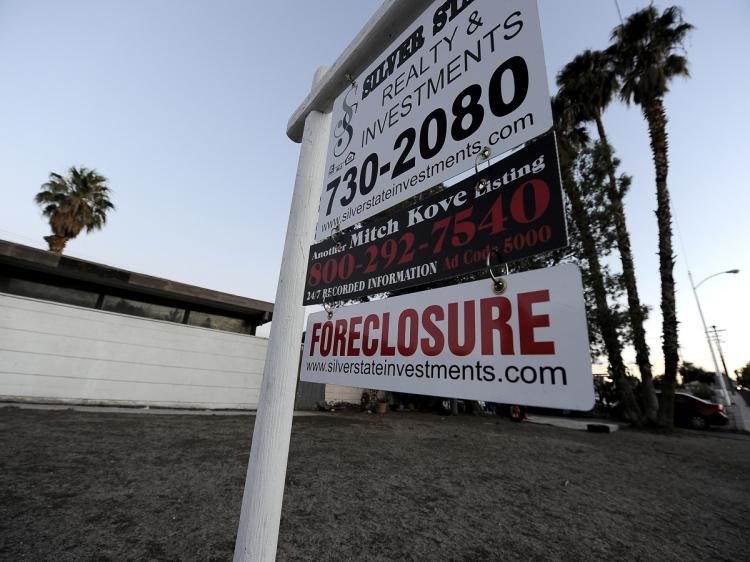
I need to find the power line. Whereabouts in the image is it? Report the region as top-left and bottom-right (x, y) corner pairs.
(614, 0), (624, 25)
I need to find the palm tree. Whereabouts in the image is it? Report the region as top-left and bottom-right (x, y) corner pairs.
(552, 94), (643, 425)
(610, 6), (693, 427)
(557, 50), (658, 423)
(34, 166), (115, 253)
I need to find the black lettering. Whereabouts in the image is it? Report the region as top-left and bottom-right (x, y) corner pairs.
(362, 26), (425, 100)
(432, 0), (477, 35)
(504, 11), (524, 40)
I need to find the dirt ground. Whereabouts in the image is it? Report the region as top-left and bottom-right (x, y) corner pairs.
(1, 407), (748, 561)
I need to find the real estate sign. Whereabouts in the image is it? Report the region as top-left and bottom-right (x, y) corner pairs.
(304, 132), (566, 305)
(315, 0), (553, 241)
(301, 264), (594, 410)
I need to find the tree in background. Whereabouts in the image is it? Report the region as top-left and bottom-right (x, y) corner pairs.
(610, 5), (693, 427)
(34, 166), (115, 253)
(553, 93), (642, 424)
(557, 49), (658, 424)
(679, 362), (715, 385)
(573, 142), (644, 365)
(735, 362), (750, 389)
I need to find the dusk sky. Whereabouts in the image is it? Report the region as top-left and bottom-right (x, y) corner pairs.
(1, 0), (748, 378)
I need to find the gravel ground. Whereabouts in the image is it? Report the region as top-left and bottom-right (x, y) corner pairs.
(1, 406), (748, 561)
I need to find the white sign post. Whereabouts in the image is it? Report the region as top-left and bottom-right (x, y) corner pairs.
(233, 67), (331, 562)
(315, 0), (553, 241)
(301, 264), (594, 411)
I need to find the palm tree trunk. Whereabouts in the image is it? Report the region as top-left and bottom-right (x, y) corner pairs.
(561, 158), (642, 425)
(44, 235), (68, 253)
(594, 116), (659, 424)
(643, 99), (679, 428)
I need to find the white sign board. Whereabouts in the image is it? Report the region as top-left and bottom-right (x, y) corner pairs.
(301, 264), (594, 410)
(315, 0), (553, 241)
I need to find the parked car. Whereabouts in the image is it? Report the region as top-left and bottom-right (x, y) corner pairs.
(660, 391), (729, 429)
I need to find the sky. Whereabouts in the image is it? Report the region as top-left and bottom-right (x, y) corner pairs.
(1, 0), (748, 378)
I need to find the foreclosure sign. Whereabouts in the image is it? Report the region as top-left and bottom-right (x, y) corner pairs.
(315, 0), (553, 241)
(304, 132), (566, 305)
(301, 264), (594, 410)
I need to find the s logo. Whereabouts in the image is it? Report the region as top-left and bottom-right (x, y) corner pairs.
(333, 83), (358, 158)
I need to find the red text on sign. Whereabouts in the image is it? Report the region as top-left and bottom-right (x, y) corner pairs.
(308, 290), (555, 358)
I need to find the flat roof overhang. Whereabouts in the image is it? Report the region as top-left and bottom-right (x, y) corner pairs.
(0, 240), (273, 322)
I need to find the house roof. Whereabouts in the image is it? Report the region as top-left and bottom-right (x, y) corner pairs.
(0, 239), (273, 321)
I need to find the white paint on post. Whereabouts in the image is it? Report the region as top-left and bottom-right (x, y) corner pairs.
(233, 66), (331, 562)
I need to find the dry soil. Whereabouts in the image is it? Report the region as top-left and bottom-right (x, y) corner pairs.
(1, 407), (748, 561)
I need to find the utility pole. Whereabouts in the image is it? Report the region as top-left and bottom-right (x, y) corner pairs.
(688, 269), (734, 406)
(709, 325), (732, 391)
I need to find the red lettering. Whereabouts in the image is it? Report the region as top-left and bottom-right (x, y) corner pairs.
(397, 309), (419, 356)
(332, 319), (348, 356)
(447, 301), (475, 356)
(480, 296), (514, 355)
(421, 305), (445, 356)
(309, 322), (322, 355)
(518, 290), (554, 354)
(381, 312), (396, 356)
(320, 321), (333, 356)
(362, 314), (380, 357)
(347, 316), (362, 356)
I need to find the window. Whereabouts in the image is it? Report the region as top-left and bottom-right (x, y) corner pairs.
(101, 296), (185, 323)
(0, 275), (99, 308)
(0, 272), (257, 334)
(187, 310), (251, 334)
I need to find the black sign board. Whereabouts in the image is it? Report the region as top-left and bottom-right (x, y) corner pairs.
(303, 132), (566, 305)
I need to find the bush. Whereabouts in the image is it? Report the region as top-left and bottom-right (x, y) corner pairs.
(688, 383), (715, 401)
(679, 362), (715, 385)
(736, 361), (750, 388)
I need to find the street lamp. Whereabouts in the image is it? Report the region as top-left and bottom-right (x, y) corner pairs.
(687, 268), (739, 406)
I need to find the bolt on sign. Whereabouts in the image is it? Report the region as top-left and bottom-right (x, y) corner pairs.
(303, 132), (566, 305)
(315, 0), (553, 241)
(301, 264), (594, 411)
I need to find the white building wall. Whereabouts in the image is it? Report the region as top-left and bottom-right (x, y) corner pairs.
(324, 384), (363, 404)
(0, 293), (267, 409)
